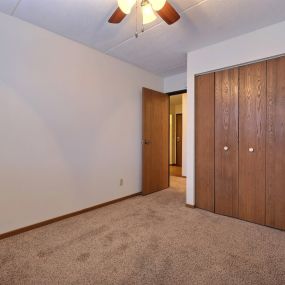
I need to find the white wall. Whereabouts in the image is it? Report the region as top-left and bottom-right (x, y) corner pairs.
(187, 21), (285, 206)
(0, 13), (163, 234)
(164, 72), (187, 93)
(182, 93), (187, 177)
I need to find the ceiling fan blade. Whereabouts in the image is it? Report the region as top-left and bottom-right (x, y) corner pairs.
(108, 7), (127, 24)
(157, 1), (180, 25)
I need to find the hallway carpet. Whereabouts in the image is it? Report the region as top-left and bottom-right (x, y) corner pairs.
(0, 177), (284, 285)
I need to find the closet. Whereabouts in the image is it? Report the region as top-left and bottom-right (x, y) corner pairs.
(195, 55), (285, 230)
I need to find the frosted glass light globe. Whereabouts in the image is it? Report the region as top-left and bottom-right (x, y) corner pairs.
(142, 3), (157, 24)
(118, 0), (136, 14)
(149, 0), (166, 11)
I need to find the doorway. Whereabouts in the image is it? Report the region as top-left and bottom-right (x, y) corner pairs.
(169, 92), (185, 178)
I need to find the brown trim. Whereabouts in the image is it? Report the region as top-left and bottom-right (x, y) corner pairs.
(175, 113), (183, 167)
(0, 193), (140, 240)
(186, 203), (195, 209)
(182, 176), (187, 178)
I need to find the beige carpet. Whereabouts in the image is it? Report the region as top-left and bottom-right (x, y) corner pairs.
(0, 177), (284, 285)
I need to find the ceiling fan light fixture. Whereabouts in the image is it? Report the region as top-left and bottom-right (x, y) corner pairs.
(109, 0), (180, 26)
(149, 0), (166, 11)
(118, 0), (136, 14)
(142, 2), (157, 25)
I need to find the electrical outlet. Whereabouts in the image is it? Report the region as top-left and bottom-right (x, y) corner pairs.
(120, 178), (124, 186)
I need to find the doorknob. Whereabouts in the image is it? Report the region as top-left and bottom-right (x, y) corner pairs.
(249, 147), (254, 153)
(224, 146), (229, 151)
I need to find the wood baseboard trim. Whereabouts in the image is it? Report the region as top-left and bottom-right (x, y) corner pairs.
(186, 203), (195, 209)
(0, 192), (141, 240)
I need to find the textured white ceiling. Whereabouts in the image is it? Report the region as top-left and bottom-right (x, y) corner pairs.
(1, 0), (285, 76)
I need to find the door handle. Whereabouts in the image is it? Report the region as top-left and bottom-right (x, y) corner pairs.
(249, 147), (254, 153)
(224, 146), (229, 151)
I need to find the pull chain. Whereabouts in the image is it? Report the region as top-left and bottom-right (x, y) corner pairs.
(141, 0), (145, 34)
(135, 1), (145, 38)
(135, 1), (139, 38)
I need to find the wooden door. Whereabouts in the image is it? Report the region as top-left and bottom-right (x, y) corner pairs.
(266, 56), (285, 230)
(176, 114), (182, 166)
(195, 73), (215, 212)
(142, 88), (169, 195)
(215, 68), (239, 217)
(239, 62), (267, 225)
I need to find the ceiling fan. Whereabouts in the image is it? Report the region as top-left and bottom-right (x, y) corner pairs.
(108, 0), (180, 26)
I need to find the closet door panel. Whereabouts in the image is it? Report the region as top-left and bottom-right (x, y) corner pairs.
(195, 73), (215, 211)
(215, 68), (239, 217)
(239, 62), (266, 225)
(266, 56), (285, 230)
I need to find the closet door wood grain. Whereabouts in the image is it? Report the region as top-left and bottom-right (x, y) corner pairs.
(195, 73), (215, 211)
(266, 56), (285, 230)
(215, 68), (239, 217)
(239, 62), (266, 225)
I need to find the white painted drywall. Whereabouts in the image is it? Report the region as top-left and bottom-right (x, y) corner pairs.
(164, 72), (187, 93)
(0, 12), (163, 234)
(187, 21), (285, 206)
(182, 93), (187, 177)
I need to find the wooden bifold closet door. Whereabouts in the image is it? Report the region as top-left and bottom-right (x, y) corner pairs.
(195, 57), (284, 230)
(266, 57), (285, 230)
(195, 73), (215, 212)
(215, 68), (239, 217)
(238, 62), (267, 225)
